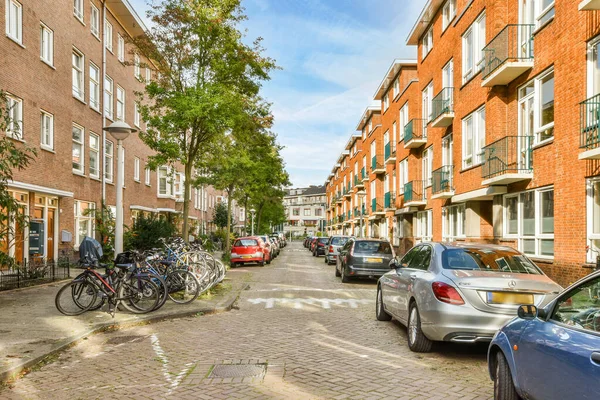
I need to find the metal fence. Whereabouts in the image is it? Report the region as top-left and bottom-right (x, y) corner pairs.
(482, 24), (534, 80)
(0, 257), (72, 291)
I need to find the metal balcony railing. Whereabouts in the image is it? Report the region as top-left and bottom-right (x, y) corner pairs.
(580, 93), (600, 150)
(384, 142), (397, 160)
(361, 167), (366, 180)
(482, 24), (535, 80)
(404, 119), (427, 142)
(432, 165), (454, 195)
(347, 211), (351, 220)
(384, 192), (396, 208)
(431, 87), (454, 122)
(371, 154), (384, 171)
(371, 198), (383, 213)
(481, 136), (533, 179)
(404, 180), (426, 203)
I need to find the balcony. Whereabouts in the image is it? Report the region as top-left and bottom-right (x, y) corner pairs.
(371, 198), (384, 215)
(482, 24), (534, 87)
(384, 142), (397, 164)
(579, 93), (600, 160)
(481, 136), (533, 185)
(336, 195), (343, 204)
(430, 88), (454, 128)
(343, 187), (351, 198)
(371, 154), (385, 174)
(354, 175), (364, 189)
(580, 0), (600, 10)
(404, 119), (428, 149)
(404, 180), (427, 206)
(431, 165), (455, 199)
(384, 191), (396, 210)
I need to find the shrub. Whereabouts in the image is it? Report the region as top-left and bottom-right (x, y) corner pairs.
(124, 214), (177, 251)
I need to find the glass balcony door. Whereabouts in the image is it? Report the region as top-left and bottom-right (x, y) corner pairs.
(518, 83), (534, 170)
(519, 0), (535, 58)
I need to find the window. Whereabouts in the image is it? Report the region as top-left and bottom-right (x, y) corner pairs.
(587, 179), (600, 263)
(5, 95), (23, 140)
(72, 124), (84, 174)
(442, 134), (453, 166)
(89, 63), (100, 111)
(292, 208), (300, 216)
(416, 210), (432, 242)
(392, 121), (397, 144)
(134, 103), (140, 127)
(91, 4), (99, 37)
(383, 91), (389, 111)
(72, 49), (84, 100)
(422, 82), (433, 122)
(399, 103), (409, 140)
(104, 139), (113, 182)
(399, 158), (408, 194)
(315, 209), (322, 217)
(442, 0), (456, 31)
(134, 157), (140, 182)
(443, 204), (465, 241)
(535, 0), (554, 27)
(89, 133), (99, 179)
(118, 34), (125, 62)
(104, 75), (113, 119)
(145, 166), (151, 186)
(116, 86), (125, 121)
(304, 209), (311, 216)
(393, 79), (400, 98)
(146, 67), (151, 82)
(40, 110), (53, 150)
(422, 146), (433, 187)
(104, 20), (113, 52)
(134, 54), (141, 80)
(158, 166), (173, 197)
(503, 187), (554, 257)
(443, 59), (454, 89)
(462, 12), (486, 83)
(551, 275), (600, 334)
(74, 200), (95, 247)
(5, 0), (22, 43)
(73, 0), (83, 21)
(518, 68), (554, 145)
(462, 106), (486, 168)
(422, 26), (433, 58)
(40, 24), (54, 65)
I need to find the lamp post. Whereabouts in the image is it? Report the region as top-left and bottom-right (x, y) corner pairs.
(103, 121), (137, 255)
(357, 191), (366, 238)
(250, 208), (256, 236)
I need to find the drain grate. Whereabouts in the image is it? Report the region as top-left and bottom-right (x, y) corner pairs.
(209, 364), (267, 379)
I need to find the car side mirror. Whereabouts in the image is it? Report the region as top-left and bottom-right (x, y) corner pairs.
(517, 305), (538, 320)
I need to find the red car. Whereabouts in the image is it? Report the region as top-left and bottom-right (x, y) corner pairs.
(230, 236), (269, 267)
(310, 237), (319, 253)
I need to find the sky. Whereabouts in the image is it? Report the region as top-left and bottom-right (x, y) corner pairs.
(129, 0), (424, 188)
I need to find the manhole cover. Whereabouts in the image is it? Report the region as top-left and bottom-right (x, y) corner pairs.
(209, 364), (267, 378)
(106, 335), (145, 345)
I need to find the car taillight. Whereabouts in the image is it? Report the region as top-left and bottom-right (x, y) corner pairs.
(329, 246), (334, 253)
(432, 282), (465, 305)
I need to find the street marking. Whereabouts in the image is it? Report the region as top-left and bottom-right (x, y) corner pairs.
(247, 297), (373, 309)
(150, 333), (195, 395)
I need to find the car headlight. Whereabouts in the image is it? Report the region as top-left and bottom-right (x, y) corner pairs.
(231, 253), (238, 258)
(255, 252), (263, 257)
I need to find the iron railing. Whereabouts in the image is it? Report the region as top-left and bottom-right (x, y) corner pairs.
(404, 180), (426, 203)
(482, 24), (535, 80)
(371, 198), (383, 213)
(384, 192), (396, 208)
(384, 142), (397, 160)
(0, 257), (72, 291)
(580, 93), (600, 150)
(361, 167), (366, 180)
(431, 88), (454, 122)
(432, 165), (454, 195)
(404, 119), (427, 142)
(371, 154), (384, 171)
(481, 136), (533, 179)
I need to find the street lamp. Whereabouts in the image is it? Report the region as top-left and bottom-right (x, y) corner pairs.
(250, 208), (256, 236)
(103, 121), (137, 255)
(357, 191), (366, 238)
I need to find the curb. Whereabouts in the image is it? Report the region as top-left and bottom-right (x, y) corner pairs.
(0, 281), (249, 384)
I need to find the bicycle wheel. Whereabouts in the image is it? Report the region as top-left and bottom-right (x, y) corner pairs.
(166, 270), (201, 304)
(55, 280), (98, 316)
(72, 272), (106, 311)
(117, 276), (161, 314)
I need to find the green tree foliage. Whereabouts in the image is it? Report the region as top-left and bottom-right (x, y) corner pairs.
(131, 0), (277, 242)
(213, 201), (232, 229)
(124, 214), (177, 251)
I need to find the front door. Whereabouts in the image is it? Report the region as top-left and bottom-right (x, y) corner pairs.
(47, 209), (55, 261)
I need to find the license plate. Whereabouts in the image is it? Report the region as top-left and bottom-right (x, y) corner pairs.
(365, 258), (383, 263)
(486, 292), (534, 305)
(242, 255), (253, 259)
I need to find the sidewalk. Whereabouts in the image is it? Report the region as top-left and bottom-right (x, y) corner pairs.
(0, 268), (251, 383)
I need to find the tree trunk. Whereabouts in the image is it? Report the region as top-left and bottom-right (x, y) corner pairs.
(182, 162), (193, 242)
(225, 185), (234, 254)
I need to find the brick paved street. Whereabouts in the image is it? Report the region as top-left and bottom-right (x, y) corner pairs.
(1, 242), (493, 399)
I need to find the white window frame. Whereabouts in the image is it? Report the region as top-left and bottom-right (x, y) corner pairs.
(422, 146), (433, 187)
(442, 204), (465, 242)
(399, 158), (408, 194)
(145, 67), (151, 82)
(5, 0), (22, 44)
(383, 91), (390, 111)
(399, 103), (409, 141)
(503, 186), (554, 258)
(461, 106), (486, 169)
(104, 75), (113, 119)
(134, 54), (141, 80)
(72, 124), (85, 174)
(422, 26), (433, 59)
(104, 139), (114, 183)
(535, 0), (555, 28)
(73, 0), (84, 21)
(89, 132), (100, 179)
(134, 157), (140, 182)
(117, 34), (125, 62)
(6, 94), (23, 140)
(304, 209), (311, 217)
(158, 166), (174, 198)
(134, 102), (140, 127)
(462, 11), (486, 84)
(89, 62), (100, 111)
(91, 3), (100, 38)
(74, 200), (95, 248)
(72, 49), (85, 100)
(104, 19), (113, 52)
(393, 78), (400, 99)
(416, 210), (433, 242)
(422, 81), (433, 122)
(587, 178), (600, 263)
(40, 23), (54, 66)
(40, 110), (54, 150)
(145, 166), (151, 186)
(442, 0), (456, 32)
(116, 85), (125, 121)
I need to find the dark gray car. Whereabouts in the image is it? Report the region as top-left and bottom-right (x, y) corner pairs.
(335, 238), (395, 283)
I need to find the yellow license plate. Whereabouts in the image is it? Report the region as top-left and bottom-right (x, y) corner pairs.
(242, 255), (253, 259)
(366, 258), (383, 263)
(487, 292), (534, 305)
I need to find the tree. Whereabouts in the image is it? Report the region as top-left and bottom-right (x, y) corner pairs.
(132, 0), (277, 242)
(213, 201), (232, 229)
(0, 91), (36, 267)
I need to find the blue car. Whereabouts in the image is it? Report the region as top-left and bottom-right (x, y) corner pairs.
(488, 270), (600, 400)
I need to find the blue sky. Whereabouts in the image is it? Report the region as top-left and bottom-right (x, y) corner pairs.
(129, 0), (423, 188)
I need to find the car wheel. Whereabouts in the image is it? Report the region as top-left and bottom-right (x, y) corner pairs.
(259, 257), (265, 267)
(267, 257), (271, 265)
(407, 303), (432, 353)
(312, 250), (316, 257)
(376, 286), (392, 321)
(341, 265), (350, 283)
(230, 262), (236, 268)
(494, 352), (520, 400)
(324, 257), (328, 264)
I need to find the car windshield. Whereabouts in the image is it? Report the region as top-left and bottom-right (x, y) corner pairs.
(353, 241), (392, 255)
(318, 238), (328, 244)
(442, 248), (542, 275)
(234, 239), (258, 247)
(331, 237), (349, 246)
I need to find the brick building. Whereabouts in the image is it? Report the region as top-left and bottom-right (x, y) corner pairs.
(0, 0), (243, 265)
(326, 0), (600, 287)
(284, 186), (326, 238)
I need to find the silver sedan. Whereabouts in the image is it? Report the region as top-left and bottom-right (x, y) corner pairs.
(376, 242), (563, 352)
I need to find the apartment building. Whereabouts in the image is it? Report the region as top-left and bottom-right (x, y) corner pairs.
(0, 0), (241, 264)
(284, 186), (326, 237)
(325, 0), (600, 286)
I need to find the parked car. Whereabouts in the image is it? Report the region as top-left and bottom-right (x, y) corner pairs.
(259, 235), (275, 262)
(303, 236), (312, 248)
(376, 242), (562, 353)
(487, 270), (600, 400)
(336, 238), (395, 283)
(230, 237), (267, 267)
(313, 237), (329, 257)
(269, 235), (281, 256)
(309, 237), (319, 253)
(325, 235), (352, 265)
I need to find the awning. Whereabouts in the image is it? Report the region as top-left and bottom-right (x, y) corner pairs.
(395, 206), (418, 215)
(130, 205), (157, 212)
(8, 180), (74, 198)
(451, 186), (507, 203)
